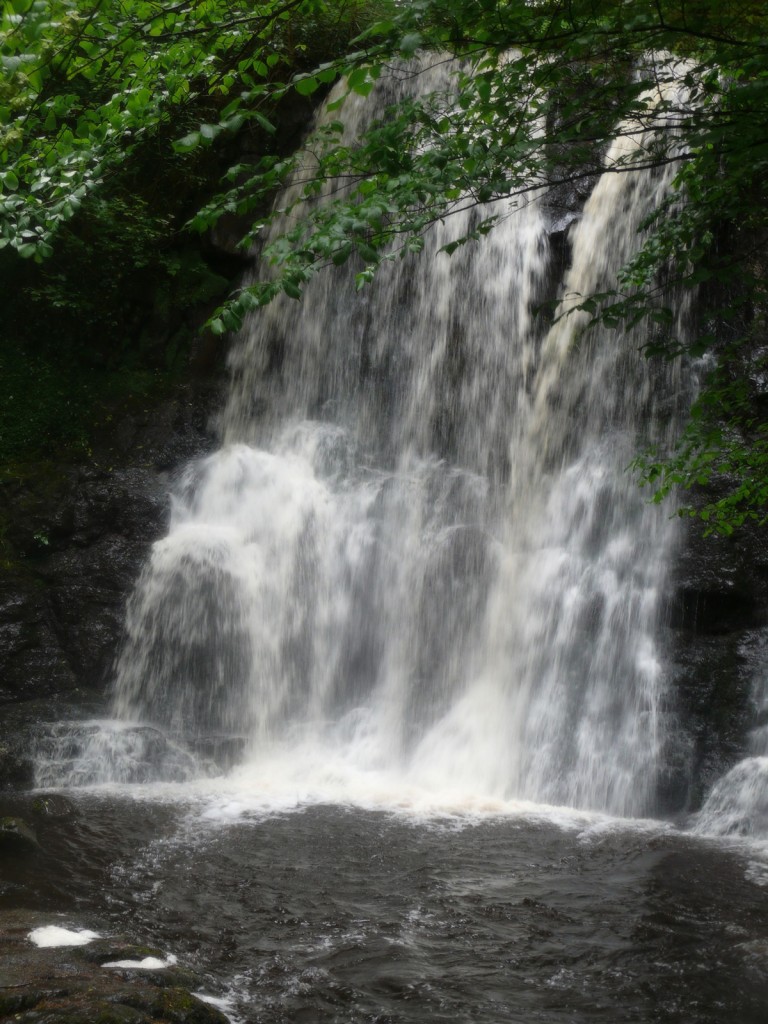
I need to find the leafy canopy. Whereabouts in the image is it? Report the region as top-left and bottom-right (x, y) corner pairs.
(0, 0), (375, 258)
(3, 1), (768, 531)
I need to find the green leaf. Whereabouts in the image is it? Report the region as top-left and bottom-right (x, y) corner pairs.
(331, 243), (352, 266)
(357, 242), (379, 263)
(173, 132), (201, 153)
(326, 93), (346, 112)
(295, 75), (320, 96)
(252, 111), (275, 134)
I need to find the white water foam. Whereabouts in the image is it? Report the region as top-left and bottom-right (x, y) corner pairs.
(693, 757), (768, 839)
(59, 754), (654, 839)
(28, 926), (100, 947)
(195, 992), (239, 1024)
(103, 954), (178, 970)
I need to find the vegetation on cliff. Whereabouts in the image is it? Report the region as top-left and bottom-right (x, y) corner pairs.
(0, 0), (379, 462)
(1, 0), (767, 532)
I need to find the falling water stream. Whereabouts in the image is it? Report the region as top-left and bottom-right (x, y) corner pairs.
(103, 61), (686, 817)
(19, 60), (768, 1023)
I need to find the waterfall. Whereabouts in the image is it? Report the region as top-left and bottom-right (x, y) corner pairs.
(59, 60), (692, 817)
(694, 646), (768, 836)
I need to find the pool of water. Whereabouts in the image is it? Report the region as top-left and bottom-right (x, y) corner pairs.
(4, 792), (768, 1023)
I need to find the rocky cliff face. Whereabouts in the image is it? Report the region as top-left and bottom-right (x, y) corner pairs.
(663, 517), (768, 812)
(0, 383), (219, 786)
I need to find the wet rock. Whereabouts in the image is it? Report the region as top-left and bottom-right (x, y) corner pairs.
(126, 988), (230, 1024)
(105, 965), (201, 991)
(0, 465), (80, 559)
(0, 382), (218, 716)
(662, 631), (754, 808)
(0, 916), (229, 1024)
(142, 967), (202, 992)
(82, 941), (167, 967)
(37, 537), (153, 687)
(32, 722), (203, 788)
(5, 993), (228, 1024)
(190, 734), (247, 772)
(0, 815), (40, 854)
(694, 757), (768, 837)
(0, 791), (73, 825)
(91, 1005), (151, 1024)
(739, 939), (768, 980)
(0, 738), (34, 790)
(669, 520), (768, 634)
(663, 514), (768, 811)
(0, 990), (46, 1016)
(29, 794), (78, 822)
(0, 571), (79, 704)
(0, 698), (108, 793)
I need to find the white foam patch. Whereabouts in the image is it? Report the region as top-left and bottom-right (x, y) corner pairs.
(576, 816), (679, 844)
(103, 954), (177, 970)
(185, 745), (609, 832)
(55, 738), (671, 837)
(195, 992), (238, 1022)
(29, 926), (100, 947)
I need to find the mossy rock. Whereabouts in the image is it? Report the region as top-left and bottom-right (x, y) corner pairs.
(142, 965), (201, 992)
(123, 988), (229, 1024)
(30, 794), (78, 821)
(0, 815), (40, 854)
(0, 741), (34, 790)
(8, 1003), (149, 1024)
(22, 1003), (153, 1024)
(155, 988), (230, 1024)
(93, 1002), (152, 1024)
(0, 989), (45, 1015)
(82, 941), (166, 966)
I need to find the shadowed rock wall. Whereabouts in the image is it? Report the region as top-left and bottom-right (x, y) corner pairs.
(0, 384), (219, 784)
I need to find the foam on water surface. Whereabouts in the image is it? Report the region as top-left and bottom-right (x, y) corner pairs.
(103, 954), (177, 970)
(28, 926), (100, 947)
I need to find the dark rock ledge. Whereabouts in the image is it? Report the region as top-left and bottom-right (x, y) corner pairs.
(0, 794), (231, 1023)
(0, 380), (222, 801)
(0, 910), (229, 1024)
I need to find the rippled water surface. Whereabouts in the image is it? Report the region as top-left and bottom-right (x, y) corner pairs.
(5, 796), (768, 1023)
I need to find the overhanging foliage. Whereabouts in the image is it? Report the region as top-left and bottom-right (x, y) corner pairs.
(2, 1), (768, 531)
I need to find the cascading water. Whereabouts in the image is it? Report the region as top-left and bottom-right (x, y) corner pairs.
(694, 647), (768, 836)
(43, 60), (691, 818)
